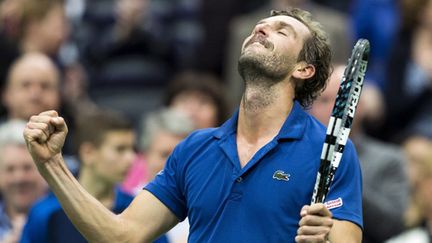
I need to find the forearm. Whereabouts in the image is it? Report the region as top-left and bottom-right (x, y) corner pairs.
(37, 154), (128, 242)
(328, 219), (362, 243)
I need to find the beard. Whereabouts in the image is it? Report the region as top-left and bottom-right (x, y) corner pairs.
(238, 40), (296, 88)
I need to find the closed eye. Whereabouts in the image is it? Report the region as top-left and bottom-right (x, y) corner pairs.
(278, 31), (287, 36)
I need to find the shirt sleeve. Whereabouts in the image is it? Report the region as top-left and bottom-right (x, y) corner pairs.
(325, 139), (363, 229)
(145, 144), (188, 221)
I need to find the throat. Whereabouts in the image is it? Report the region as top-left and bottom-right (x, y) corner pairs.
(242, 83), (277, 113)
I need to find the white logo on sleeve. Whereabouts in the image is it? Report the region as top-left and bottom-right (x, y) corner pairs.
(324, 197), (343, 210)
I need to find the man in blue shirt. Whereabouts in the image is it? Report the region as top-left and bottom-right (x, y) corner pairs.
(23, 8), (363, 243)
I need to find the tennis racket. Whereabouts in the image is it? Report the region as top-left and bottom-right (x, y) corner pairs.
(311, 39), (370, 204)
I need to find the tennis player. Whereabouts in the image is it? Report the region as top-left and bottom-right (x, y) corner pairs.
(23, 8), (362, 243)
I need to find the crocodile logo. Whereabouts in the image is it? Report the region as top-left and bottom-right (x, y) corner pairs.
(272, 170), (290, 181)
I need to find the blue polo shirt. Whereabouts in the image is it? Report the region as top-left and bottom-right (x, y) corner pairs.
(20, 188), (169, 243)
(146, 102), (363, 242)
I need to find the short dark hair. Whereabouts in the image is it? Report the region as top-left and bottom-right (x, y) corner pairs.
(74, 110), (133, 150)
(271, 8), (332, 108)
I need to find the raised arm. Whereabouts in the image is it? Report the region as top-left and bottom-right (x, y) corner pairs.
(23, 111), (178, 242)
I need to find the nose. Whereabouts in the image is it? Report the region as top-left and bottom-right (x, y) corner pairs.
(253, 23), (270, 37)
(11, 167), (29, 183)
(28, 83), (44, 98)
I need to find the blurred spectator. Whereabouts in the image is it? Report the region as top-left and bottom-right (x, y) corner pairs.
(81, 0), (172, 86)
(77, 0), (174, 126)
(403, 136), (432, 228)
(0, 0), (69, 79)
(1, 52), (89, 158)
(0, 120), (48, 243)
(386, 136), (432, 243)
(310, 65), (409, 243)
(123, 108), (194, 194)
(0, 0), (25, 118)
(19, 110), (170, 243)
(375, 0), (432, 142)
(1, 53), (60, 122)
(149, 0), (204, 70)
(122, 108), (194, 243)
(351, 0), (400, 89)
(225, 0), (352, 107)
(18, 0), (69, 58)
(0, 0), (96, 122)
(165, 71), (229, 129)
(0, 0), (22, 85)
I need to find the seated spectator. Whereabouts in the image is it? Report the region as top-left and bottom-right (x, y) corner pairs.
(0, 0), (69, 102)
(1, 53), (60, 122)
(377, 0), (432, 142)
(0, 0), (21, 94)
(20, 110), (168, 243)
(0, 0), (93, 117)
(351, 0), (400, 89)
(0, 120), (48, 243)
(385, 136), (432, 243)
(310, 64), (409, 243)
(165, 71), (229, 129)
(123, 108), (195, 194)
(122, 108), (194, 243)
(78, 0), (173, 126)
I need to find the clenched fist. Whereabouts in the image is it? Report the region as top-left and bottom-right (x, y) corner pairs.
(23, 110), (68, 164)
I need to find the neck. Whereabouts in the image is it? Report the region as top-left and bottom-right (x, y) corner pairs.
(5, 203), (27, 222)
(238, 79), (295, 143)
(79, 168), (116, 208)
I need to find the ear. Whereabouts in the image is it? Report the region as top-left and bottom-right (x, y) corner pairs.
(292, 62), (315, 80)
(79, 142), (97, 166)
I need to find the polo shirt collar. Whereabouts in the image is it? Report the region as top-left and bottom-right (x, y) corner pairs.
(213, 101), (307, 140)
(276, 101), (307, 140)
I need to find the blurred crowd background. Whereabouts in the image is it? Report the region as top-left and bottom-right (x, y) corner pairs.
(0, 0), (432, 242)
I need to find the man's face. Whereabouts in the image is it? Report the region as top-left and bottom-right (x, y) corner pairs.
(90, 131), (135, 184)
(0, 145), (47, 212)
(238, 15), (310, 82)
(146, 130), (184, 179)
(3, 56), (60, 120)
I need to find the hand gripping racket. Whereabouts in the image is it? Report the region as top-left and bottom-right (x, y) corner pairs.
(311, 39), (370, 204)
